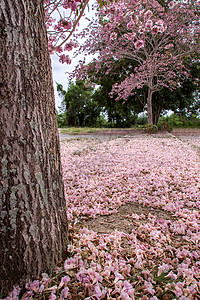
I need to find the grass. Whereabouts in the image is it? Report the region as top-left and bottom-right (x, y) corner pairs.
(58, 126), (200, 136)
(58, 127), (137, 135)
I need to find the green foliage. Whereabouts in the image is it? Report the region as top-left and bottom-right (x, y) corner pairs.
(141, 124), (158, 134)
(59, 127), (115, 134)
(57, 80), (101, 127)
(94, 90), (138, 128)
(88, 59), (143, 128)
(157, 120), (173, 132)
(158, 113), (200, 128)
(136, 115), (148, 126)
(56, 110), (68, 128)
(153, 56), (200, 123)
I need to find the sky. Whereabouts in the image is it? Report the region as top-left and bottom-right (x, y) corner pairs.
(51, 47), (95, 109)
(51, 54), (78, 109)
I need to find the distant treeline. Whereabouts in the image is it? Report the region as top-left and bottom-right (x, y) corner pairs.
(56, 80), (200, 129)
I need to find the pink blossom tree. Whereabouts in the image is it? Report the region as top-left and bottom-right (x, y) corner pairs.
(44, 0), (91, 63)
(73, 0), (200, 124)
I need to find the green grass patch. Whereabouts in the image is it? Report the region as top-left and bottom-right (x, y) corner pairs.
(59, 127), (137, 135)
(59, 127), (110, 135)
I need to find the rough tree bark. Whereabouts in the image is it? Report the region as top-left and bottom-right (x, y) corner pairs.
(0, 0), (67, 295)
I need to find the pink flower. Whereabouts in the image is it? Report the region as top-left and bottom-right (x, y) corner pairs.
(64, 43), (74, 51)
(156, 20), (164, 27)
(146, 20), (153, 30)
(59, 54), (72, 64)
(165, 43), (173, 49)
(143, 281), (155, 295)
(114, 271), (124, 283)
(134, 40), (144, 50)
(123, 280), (135, 299)
(157, 263), (172, 276)
(5, 286), (21, 300)
(76, 267), (87, 282)
(39, 284), (45, 293)
(166, 271), (177, 280)
(61, 20), (72, 30)
(175, 282), (184, 297)
(120, 290), (132, 300)
(30, 280), (40, 292)
(110, 32), (117, 40)
(64, 257), (76, 270)
(49, 291), (57, 300)
(169, 1), (176, 9)
(88, 268), (103, 284)
(127, 21), (135, 29)
(152, 26), (158, 34)
(134, 255), (144, 269)
(124, 34), (132, 40)
(94, 284), (103, 298)
(101, 265), (113, 277)
(25, 280), (40, 293)
(144, 10), (153, 20)
(58, 276), (70, 289)
(60, 287), (69, 299)
(123, 264), (131, 276)
(106, 23), (111, 30)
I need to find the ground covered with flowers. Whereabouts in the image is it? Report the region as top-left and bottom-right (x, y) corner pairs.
(5, 133), (200, 299)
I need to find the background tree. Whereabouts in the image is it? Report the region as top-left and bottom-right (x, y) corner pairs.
(151, 58), (200, 125)
(57, 80), (101, 127)
(73, 0), (200, 124)
(75, 50), (200, 127)
(89, 60), (143, 127)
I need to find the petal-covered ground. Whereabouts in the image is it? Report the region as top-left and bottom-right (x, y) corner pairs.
(5, 135), (200, 299)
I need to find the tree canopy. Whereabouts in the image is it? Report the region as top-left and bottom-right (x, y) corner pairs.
(72, 0), (200, 124)
(57, 80), (101, 127)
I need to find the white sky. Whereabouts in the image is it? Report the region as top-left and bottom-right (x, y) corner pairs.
(51, 53), (79, 108)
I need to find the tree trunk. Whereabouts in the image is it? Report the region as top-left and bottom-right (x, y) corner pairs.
(147, 87), (153, 124)
(0, 0), (67, 295)
(152, 105), (163, 126)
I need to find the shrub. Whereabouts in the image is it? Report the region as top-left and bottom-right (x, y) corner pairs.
(157, 120), (173, 132)
(158, 113), (200, 128)
(136, 115), (148, 126)
(142, 124), (158, 134)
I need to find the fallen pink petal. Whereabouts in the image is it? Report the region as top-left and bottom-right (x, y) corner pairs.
(6, 134), (200, 299)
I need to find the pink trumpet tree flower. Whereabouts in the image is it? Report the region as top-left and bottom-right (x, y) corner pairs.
(44, 0), (91, 58)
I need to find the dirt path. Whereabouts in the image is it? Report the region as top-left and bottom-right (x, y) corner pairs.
(59, 128), (200, 146)
(59, 128), (144, 141)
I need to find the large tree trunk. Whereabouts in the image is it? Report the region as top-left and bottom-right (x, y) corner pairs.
(0, 0), (67, 295)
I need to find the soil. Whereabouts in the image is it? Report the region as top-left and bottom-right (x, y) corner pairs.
(90, 127), (200, 138)
(171, 128), (200, 136)
(59, 127), (200, 141)
(60, 127), (200, 235)
(84, 203), (175, 235)
(59, 128), (144, 141)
